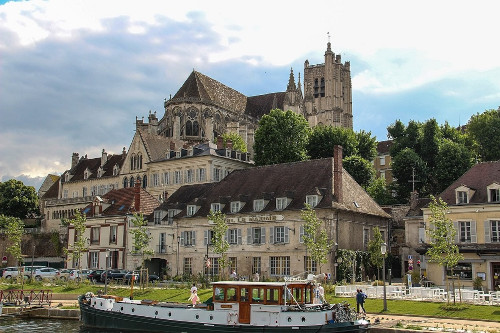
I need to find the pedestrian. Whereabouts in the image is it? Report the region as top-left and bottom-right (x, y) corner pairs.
(254, 272), (260, 282)
(190, 283), (197, 294)
(230, 269), (237, 280)
(188, 289), (200, 306)
(356, 289), (367, 314)
(317, 283), (325, 303)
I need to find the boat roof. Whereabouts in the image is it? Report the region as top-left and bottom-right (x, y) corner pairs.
(211, 280), (312, 287)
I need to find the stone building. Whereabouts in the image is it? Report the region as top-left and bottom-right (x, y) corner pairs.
(137, 146), (390, 280)
(373, 140), (393, 184)
(157, 42), (352, 156)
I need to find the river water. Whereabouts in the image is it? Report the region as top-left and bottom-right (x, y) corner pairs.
(0, 317), (103, 332)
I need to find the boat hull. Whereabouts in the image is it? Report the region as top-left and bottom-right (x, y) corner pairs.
(79, 298), (368, 333)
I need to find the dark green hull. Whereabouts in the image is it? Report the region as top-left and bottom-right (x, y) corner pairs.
(79, 297), (368, 333)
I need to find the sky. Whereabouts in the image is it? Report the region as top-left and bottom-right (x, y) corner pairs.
(1, 0), (499, 191)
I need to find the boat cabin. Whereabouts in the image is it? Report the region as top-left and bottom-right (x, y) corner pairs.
(211, 280), (316, 324)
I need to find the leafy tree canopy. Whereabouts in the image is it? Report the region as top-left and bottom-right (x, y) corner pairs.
(366, 178), (395, 206)
(253, 109), (311, 166)
(467, 108), (500, 161)
(0, 179), (39, 219)
(391, 148), (427, 201)
(0, 215), (24, 266)
(301, 204), (333, 271)
(215, 132), (248, 152)
(367, 226), (384, 269)
(343, 155), (375, 188)
(307, 125), (357, 159)
(435, 139), (474, 194)
(355, 130), (378, 161)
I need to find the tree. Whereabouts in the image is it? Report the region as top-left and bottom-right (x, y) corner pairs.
(301, 204), (333, 273)
(467, 108), (500, 161)
(391, 148), (427, 200)
(208, 210), (229, 277)
(0, 179), (39, 219)
(435, 139), (474, 193)
(367, 226), (384, 281)
(129, 213), (154, 270)
(426, 195), (463, 303)
(216, 132), (248, 152)
(254, 109), (311, 166)
(63, 210), (88, 279)
(343, 155), (375, 188)
(355, 130), (377, 161)
(1, 215), (24, 268)
(307, 125), (357, 159)
(366, 178), (395, 206)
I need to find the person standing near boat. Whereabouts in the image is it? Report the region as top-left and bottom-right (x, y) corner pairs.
(317, 283), (325, 303)
(356, 289), (367, 314)
(189, 284), (199, 306)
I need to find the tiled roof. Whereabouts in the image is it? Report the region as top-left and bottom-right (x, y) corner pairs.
(439, 161), (500, 205)
(83, 187), (160, 217)
(245, 93), (285, 119)
(64, 153), (126, 183)
(377, 140), (393, 155)
(160, 158), (389, 218)
(136, 128), (186, 162)
(41, 177), (60, 199)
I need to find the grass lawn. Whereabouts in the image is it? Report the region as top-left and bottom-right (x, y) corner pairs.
(2, 280), (499, 321)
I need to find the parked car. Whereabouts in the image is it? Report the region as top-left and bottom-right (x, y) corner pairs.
(3, 266), (46, 279)
(87, 269), (106, 283)
(101, 269), (129, 282)
(69, 269), (92, 281)
(59, 269), (73, 280)
(123, 271), (160, 284)
(33, 267), (60, 281)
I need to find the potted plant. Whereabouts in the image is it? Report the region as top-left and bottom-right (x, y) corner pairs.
(472, 276), (483, 291)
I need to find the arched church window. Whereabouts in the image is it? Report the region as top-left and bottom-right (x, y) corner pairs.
(142, 175), (147, 188)
(320, 78), (325, 97)
(193, 121), (199, 136)
(185, 109), (199, 136)
(186, 121), (193, 136)
(130, 154), (135, 170)
(123, 177), (128, 188)
(130, 177), (135, 188)
(314, 79), (319, 97)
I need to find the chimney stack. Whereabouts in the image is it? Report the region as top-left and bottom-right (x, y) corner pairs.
(134, 179), (141, 212)
(333, 145), (343, 203)
(101, 149), (108, 167)
(71, 153), (79, 169)
(226, 139), (233, 150)
(169, 141), (176, 150)
(216, 136), (224, 149)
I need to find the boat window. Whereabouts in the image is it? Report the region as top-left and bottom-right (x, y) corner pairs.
(227, 287), (237, 301)
(240, 288), (249, 302)
(252, 288), (264, 303)
(266, 288), (279, 304)
(305, 286), (312, 303)
(214, 286), (223, 301)
(292, 287), (303, 303)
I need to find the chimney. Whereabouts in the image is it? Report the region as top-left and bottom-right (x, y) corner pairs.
(226, 139), (233, 150)
(333, 145), (343, 203)
(134, 179), (141, 212)
(217, 136), (224, 149)
(101, 149), (108, 167)
(122, 147), (127, 156)
(71, 153), (79, 169)
(169, 141), (176, 150)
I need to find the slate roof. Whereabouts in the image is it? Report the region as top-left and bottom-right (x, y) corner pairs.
(82, 187), (159, 218)
(40, 175), (60, 199)
(64, 153), (126, 183)
(439, 161), (500, 205)
(377, 140), (393, 155)
(158, 158), (389, 219)
(168, 71), (285, 120)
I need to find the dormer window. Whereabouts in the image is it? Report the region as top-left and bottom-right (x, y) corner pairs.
(65, 173), (70, 182)
(457, 191), (468, 204)
(230, 201), (242, 213)
(253, 199), (265, 212)
(187, 205), (197, 216)
(276, 197), (288, 211)
(455, 185), (474, 205)
(84, 169), (90, 180)
(211, 203), (221, 212)
(487, 183), (500, 202)
(97, 167), (104, 178)
(306, 195), (319, 208)
(113, 164), (119, 176)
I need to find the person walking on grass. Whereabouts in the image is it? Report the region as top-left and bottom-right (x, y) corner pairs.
(356, 289), (367, 314)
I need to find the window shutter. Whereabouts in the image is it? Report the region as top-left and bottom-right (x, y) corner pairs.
(284, 227), (290, 243)
(225, 230), (229, 242)
(261, 227), (266, 244)
(204, 230), (208, 246)
(453, 222), (459, 243)
(485, 220), (491, 243)
(247, 228), (252, 245)
(270, 227), (274, 244)
(192, 231), (196, 245)
(299, 225), (304, 243)
(180, 231), (185, 246)
(470, 221), (477, 243)
(237, 229), (242, 244)
(418, 228), (425, 243)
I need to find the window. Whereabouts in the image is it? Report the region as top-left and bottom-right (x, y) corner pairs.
(83, 187), (87, 196)
(167, 209), (175, 224)
(253, 199), (264, 212)
(276, 197), (288, 211)
(205, 257), (219, 276)
(227, 228), (241, 245)
(306, 195), (319, 207)
(109, 226), (117, 244)
(187, 205), (197, 217)
(380, 170), (386, 179)
(229, 257), (237, 273)
(490, 188), (500, 202)
(304, 256), (317, 274)
(459, 221), (471, 243)
(196, 168), (206, 182)
(248, 227), (265, 245)
(252, 257), (261, 274)
(63, 189), (68, 199)
(457, 191), (468, 204)
(490, 220), (500, 242)
(213, 167), (222, 181)
(211, 203), (221, 212)
(446, 263), (472, 280)
(158, 233), (167, 253)
(91, 227), (100, 245)
(183, 258), (192, 275)
(185, 169), (194, 183)
(163, 172), (170, 185)
(181, 231), (196, 246)
(174, 170), (182, 184)
(204, 230), (215, 245)
(271, 226), (289, 244)
(270, 256), (290, 276)
(90, 252), (99, 269)
(154, 211), (162, 225)
(152, 173), (160, 187)
(230, 201), (241, 213)
(379, 156), (386, 166)
(418, 227), (425, 243)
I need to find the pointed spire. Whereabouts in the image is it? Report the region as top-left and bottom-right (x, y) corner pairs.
(287, 67), (296, 91)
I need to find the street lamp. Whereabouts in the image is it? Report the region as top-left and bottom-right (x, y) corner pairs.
(104, 250), (109, 295)
(381, 242), (387, 311)
(176, 236), (180, 276)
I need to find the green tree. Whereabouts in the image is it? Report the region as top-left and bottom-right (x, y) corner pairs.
(63, 210), (88, 279)
(391, 148), (427, 200)
(129, 213), (154, 274)
(254, 109), (311, 166)
(1, 215), (24, 267)
(435, 139), (474, 193)
(367, 226), (384, 281)
(355, 130), (377, 161)
(0, 179), (39, 219)
(307, 125), (357, 159)
(215, 132), (248, 152)
(343, 155), (375, 188)
(208, 210), (229, 277)
(388, 120), (422, 157)
(301, 204), (333, 273)
(421, 119), (441, 170)
(467, 108), (500, 161)
(426, 195), (463, 303)
(366, 178), (395, 205)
